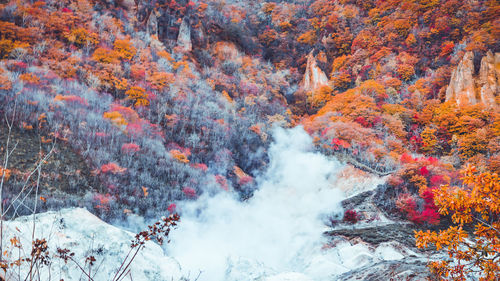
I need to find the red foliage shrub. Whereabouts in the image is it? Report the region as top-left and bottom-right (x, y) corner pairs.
(126, 122), (144, 138)
(400, 153), (415, 163)
(419, 166), (429, 177)
(121, 143), (140, 153)
(396, 193), (420, 223)
(419, 207), (440, 225)
(215, 175), (229, 191)
(427, 157), (438, 165)
(420, 188), (440, 224)
(110, 104), (139, 121)
(94, 193), (111, 210)
(440, 41), (455, 57)
(167, 203), (176, 213)
(343, 209), (359, 224)
(182, 187), (197, 198)
(387, 175), (404, 187)
(331, 138), (351, 150)
(354, 116), (372, 128)
(95, 132), (108, 137)
(100, 162), (127, 174)
(430, 175), (445, 186)
(191, 163), (208, 172)
(372, 116), (383, 126)
(238, 175), (253, 186)
(8, 61), (27, 72)
(397, 190), (440, 225)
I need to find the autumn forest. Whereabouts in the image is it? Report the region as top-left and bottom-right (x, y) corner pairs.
(0, 0), (498, 280)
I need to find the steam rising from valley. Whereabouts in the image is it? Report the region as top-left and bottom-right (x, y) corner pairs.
(166, 127), (350, 280)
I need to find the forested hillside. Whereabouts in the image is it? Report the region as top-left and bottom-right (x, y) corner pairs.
(0, 0), (498, 280)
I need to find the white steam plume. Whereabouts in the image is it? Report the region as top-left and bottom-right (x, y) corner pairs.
(166, 126), (347, 280)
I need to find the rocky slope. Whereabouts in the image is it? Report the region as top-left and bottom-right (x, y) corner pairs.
(325, 187), (444, 281)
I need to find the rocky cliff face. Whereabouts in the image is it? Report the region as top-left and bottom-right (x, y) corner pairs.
(479, 51), (499, 107)
(302, 51), (329, 92)
(445, 51), (499, 108)
(177, 18), (192, 52)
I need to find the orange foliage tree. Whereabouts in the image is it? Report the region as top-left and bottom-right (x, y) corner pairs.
(64, 27), (99, 46)
(420, 126), (440, 155)
(415, 166), (500, 280)
(125, 86), (149, 107)
(147, 72), (175, 90)
(297, 30), (317, 45)
(93, 47), (120, 64)
(397, 64), (415, 81)
(113, 39), (136, 60)
(307, 85), (333, 109)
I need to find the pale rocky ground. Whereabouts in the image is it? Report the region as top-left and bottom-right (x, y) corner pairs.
(2, 205), (437, 281)
(1, 208), (183, 281)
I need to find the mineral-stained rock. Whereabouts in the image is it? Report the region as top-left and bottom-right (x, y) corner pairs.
(302, 51), (329, 92)
(445, 51), (499, 108)
(478, 51), (499, 107)
(324, 185), (446, 281)
(445, 51), (477, 106)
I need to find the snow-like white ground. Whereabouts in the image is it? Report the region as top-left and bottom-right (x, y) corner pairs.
(2, 208), (416, 281)
(1, 208), (183, 281)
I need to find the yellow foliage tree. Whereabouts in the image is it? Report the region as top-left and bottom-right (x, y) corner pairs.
(457, 129), (488, 161)
(0, 38), (14, 59)
(19, 73), (40, 84)
(170, 150), (189, 163)
(113, 39), (136, 60)
(297, 30), (317, 45)
(65, 27), (99, 46)
(405, 33), (417, 46)
(415, 166), (500, 280)
(147, 72), (174, 90)
(0, 166), (11, 182)
(397, 64), (415, 81)
(331, 55), (349, 73)
(0, 74), (11, 90)
(126, 86), (149, 107)
(420, 126), (439, 155)
(103, 111), (128, 127)
(332, 71), (352, 90)
(93, 47), (119, 64)
(307, 85), (333, 109)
